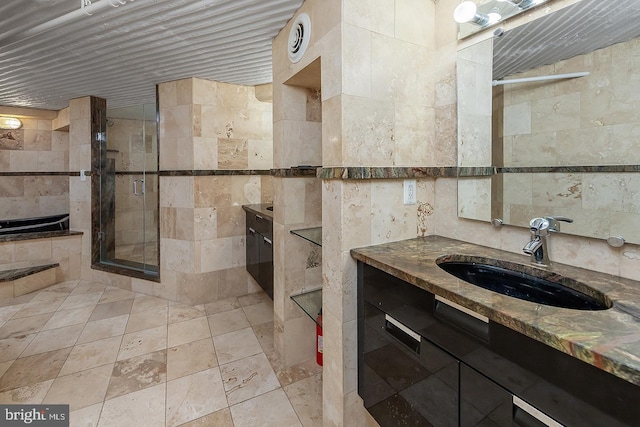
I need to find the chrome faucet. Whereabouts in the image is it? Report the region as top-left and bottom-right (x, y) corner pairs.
(523, 216), (573, 266)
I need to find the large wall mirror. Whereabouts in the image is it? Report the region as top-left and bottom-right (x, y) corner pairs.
(457, 0), (640, 245)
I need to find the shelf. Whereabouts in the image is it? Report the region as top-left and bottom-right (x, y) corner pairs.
(290, 288), (322, 326)
(290, 227), (322, 246)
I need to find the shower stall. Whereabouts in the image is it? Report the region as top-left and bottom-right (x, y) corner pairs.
(95, 103), (159, 278)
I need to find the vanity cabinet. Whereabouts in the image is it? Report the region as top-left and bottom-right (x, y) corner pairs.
(244, 208), (273, 299)
(358, 262), (640, 427)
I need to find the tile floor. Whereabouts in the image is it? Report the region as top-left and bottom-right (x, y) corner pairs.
(0, 280), (323, 426)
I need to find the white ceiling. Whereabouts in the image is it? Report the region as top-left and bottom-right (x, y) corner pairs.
(0, 0), (304, 111)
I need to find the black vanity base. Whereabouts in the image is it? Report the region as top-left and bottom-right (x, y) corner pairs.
(358, 262), (640, 427)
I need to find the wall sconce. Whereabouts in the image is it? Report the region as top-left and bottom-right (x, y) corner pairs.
(454, 1), (501, 26)
(0, 117), (23, 130)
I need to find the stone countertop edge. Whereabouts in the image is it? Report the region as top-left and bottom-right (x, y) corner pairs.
(242, 204), (274, 220)
(0, 230), (83, 243)
(350, 235), (640, 387)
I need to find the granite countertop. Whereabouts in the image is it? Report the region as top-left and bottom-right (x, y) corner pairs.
(351, 235), (640, 387)
(241, 203), (274, 219)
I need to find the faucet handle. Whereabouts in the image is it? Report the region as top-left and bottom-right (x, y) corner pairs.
(546, 216), (573, 232)
(529, 217), (550, 232)
(529, 218), (549, 236)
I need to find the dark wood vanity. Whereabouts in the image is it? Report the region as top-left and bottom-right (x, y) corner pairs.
(243, 204), (273, 299)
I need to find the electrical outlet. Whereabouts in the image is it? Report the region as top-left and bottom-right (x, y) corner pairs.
(403, 180), (416, 205)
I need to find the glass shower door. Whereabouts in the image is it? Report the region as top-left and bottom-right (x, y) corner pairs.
(99, 103), (158, 276)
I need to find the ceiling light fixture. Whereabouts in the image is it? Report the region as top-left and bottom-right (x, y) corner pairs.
(454, 1), (492, 26)
(0, 117), (23, 130)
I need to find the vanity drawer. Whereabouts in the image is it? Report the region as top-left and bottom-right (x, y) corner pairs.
(246, 211), (272, 236)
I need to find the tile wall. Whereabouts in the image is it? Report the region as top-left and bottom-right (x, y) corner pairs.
(151, 78), (274, 305)
(0, 113), (69, 220)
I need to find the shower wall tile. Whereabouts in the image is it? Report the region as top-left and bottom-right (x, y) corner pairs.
(218, 138), (248, 169)
(248, 139), (273, 170)
(194, 207), (217, 241)
(193, 137), (217, 170)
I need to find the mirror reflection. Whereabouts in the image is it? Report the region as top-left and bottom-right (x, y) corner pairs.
(457, 0), (640, 245)
(455, 0), (549, 39)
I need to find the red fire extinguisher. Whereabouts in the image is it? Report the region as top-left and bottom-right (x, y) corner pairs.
(316, 309), (323, 366)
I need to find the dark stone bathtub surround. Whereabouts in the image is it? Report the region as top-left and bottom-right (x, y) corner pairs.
(0, 230), (82, 243)
(351, 235), (640, 386)
(0, 263), (59, 282)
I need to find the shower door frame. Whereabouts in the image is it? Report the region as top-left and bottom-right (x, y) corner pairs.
(90, 92), (161, 281)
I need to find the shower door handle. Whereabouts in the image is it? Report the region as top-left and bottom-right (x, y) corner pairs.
(133, 179), (145, 196)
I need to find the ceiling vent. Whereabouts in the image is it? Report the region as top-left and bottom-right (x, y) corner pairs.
(288, 13), (311, 63)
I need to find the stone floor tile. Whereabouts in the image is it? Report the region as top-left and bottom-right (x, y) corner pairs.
(98, 383), (166, 427)
(58, 335), (122, 376)
(229, 388), (301, 427)
(204, 298), (240, 316)
(166, 368), (227, 427)
(284, 373), (323, 427)
(237, 291), (271, 308)
(0, 333), (36, 362)
(168, 317), (210, 348)
(117, 325), (167, 361)
(58, 292), (103, 311)
(76, 314), (129, 345)
(69, 402), (103, 427)
(89, 298), (134, 322)
(168, 302), (206, 324)
(0, 312), (54, 340)
(43, 364), (113, 411)
(21, 324), (83, 357)
(167, 338), (217, 381)
(220, 353), (280, 406)
(125, 307), (167, 334)
(131, 295), (168, 313)
(106, 349), (167, 400)
(212, 328), (262, 366)
(242, 301), (274, 326)
(0, 379), (54, 404)
(207, 309), (249, 337)
(42, 306), (95, 331)
(176, 408), (234, 427)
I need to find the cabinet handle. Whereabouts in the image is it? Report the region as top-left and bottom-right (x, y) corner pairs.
(256, 214), (264, 220)
(434, 295), (490, 342)
(263, 237), (272, 245)
(384, 314), (421, 354)
(249, 227), (256, 234)
(513, 396), (564, 427)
